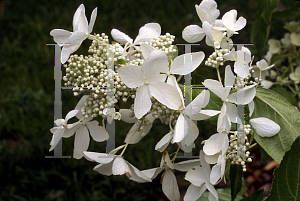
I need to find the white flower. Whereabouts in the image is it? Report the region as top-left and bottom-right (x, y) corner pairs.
(256, 59), (274, 71)
(83, 151), (152, 183)
(268, 39), (281, 54)
(223, 47), (252, 78)
(141, 151), (200, 201)
(291, 32), (300, 46)
(184, 151), (218, 201)
(203, 132), (229, 157)
(67, 96), (107, 159)
(117, 49), (182, 119)
(50, 4), (97, 64)
(222, 9), (246, 34)
(250, 117), (280, 137)
(49, 110), (79, 151)
(289, 66), (300, 84)
(281, 33), (291, 47)
(210, 154), (226, 185)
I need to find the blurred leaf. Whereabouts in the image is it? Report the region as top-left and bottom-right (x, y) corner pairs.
(253, 88), (300, 163)
(230, 164), (243, 201)
(260, 146), (270, 165)
(241, 189), (264, 201)
(270, 53), (288, 64)
(265, 136), (300, 201)
(251, 0), (279, 53)
(197, 188), (243, 201)
(271, 3), (300, 23)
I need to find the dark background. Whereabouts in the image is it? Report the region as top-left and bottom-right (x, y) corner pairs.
(0, 0), (298, 200)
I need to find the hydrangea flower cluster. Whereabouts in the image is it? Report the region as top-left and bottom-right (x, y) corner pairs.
(49, 1), (281, 200)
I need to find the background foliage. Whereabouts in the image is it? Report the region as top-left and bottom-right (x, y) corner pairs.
(0, 0), (299, 200)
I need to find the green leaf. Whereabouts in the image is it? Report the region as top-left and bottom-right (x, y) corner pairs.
(271, 3), (300, 23)
(240, 189), (264, 201)
(265, 135), (300, 201)
(196, 188), (243, 201)
(251, 0), (279, 53)
(203, 90), (223, 111)
(114, 58), (127, 65)
(260, 146), (270, 165)
(230, 164), (243, 201)
(191, 63), (213, 86)
(270, 53), (288, 64)
(252, 88), (300, 163)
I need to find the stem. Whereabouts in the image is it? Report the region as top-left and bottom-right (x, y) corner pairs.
(169, 111), (175, 131)
(172, 146), (180, 161)
(247, 143), (257, 150)
(216, 64), (222, 83)
(67, 117), (85, 129)
(177, 75), (183, 82)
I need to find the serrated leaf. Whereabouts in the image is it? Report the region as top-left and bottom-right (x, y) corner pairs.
(196, 188), (243, 201)
(265, 136), (300, 201)
(253, 88), (300, 163)
(230, 164), (243, 201)
(240, 189), (264, 201)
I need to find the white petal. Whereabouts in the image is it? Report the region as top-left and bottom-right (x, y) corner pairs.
(217, 103), (231, 133)
(226, 102), (242, 124)
(174, 159), (200, 172)
(112, 156), (132, 176)
(162, 169), (180, 201)
(203, 133), (229, 156)
(117, 65), (144, 88)
(223, 48), (236, 61)
(134, 85), (152, 119)
(119, 109), (138, 123)
(210, 163), (221, 184)
(228, 84), (256, 105)
(62, 123), (80, 138)
(83, 151), (115, 164)
(75, 95), (89, 119)
(61, 46), (72, 64)
(196, 0), (220, 24)
(49, 127), (65, 151)
(261, 80), (274, 89)
(172, 114), (186, 143)
(182, 25), (205, 43)
(87, 121), (107, 142)
(141, 167), (164, 180)
(125, 161), (152, 183)
(185, 166), (207, 186)
(149, 82), (182, 110)
(142, 49), (168, 80)
(134, 23), (161, 45)
(73, 4), (85, 31)
(181, 116), (199, 146)
(204, 152), (220, 164)
(248, 100), (254, 117)
(222, 10), (246, 32)
(111, 28), (133, 44)
(65, 110), (79, 122)
(88, 7), (97, 34)
(225, 65), (235, 88)
(206, 183), (218, 201)
(76, 10), (88, 32)
(93, 163), (113, 176)
(124, 119), (153, 144)
(191, 110), (220, 121)
(203, 79), (228, 101)
(185, 90), (210, 116)
(50, 29), (72, 46)
(140, 43), (156, 60)
(184, 184), (206, 201)
(73, 126), (90, 159)
(155, 131), (173, 152)
(200, 150), (211, 176)
(167, 75), (184, 108)
(68, 30), (88, 46)
(250, 117), (280, 137)
(171, 52), (205, 75)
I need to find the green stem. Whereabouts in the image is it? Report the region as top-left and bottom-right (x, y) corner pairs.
(216, 64), (222, 83)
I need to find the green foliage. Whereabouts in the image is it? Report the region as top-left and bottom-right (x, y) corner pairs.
(240, 189), (264, 201)
(271, 3), (300, 23)
(253, 88), (300, 163)
(250, 0), (279, 53)
(230, 164), (243, 201)
(197, 188), (243, 201)
(265, 136), (300, 201)
(271, 86), (298, 106)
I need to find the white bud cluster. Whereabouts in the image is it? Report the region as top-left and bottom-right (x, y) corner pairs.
(128, 58), (144, 66)
(62, 33), (138, 118)
(142, 33), (177, 56)
(205, 49), (229, 67)
(151, 99), (179, 125)
(227, 125), (252, 172)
